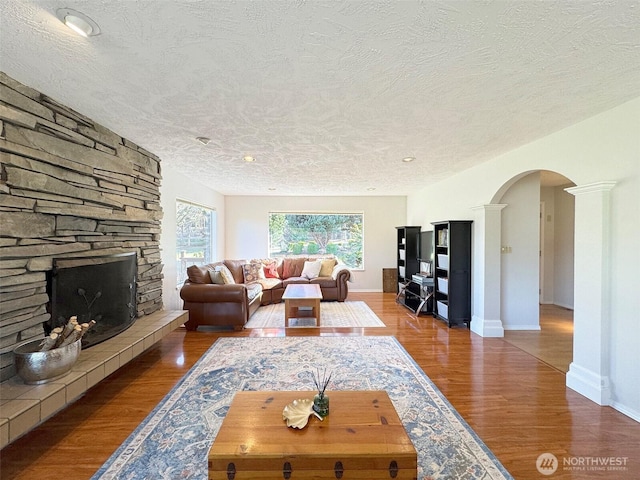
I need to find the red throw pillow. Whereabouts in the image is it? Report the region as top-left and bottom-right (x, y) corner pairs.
(264, 261), (280, 279)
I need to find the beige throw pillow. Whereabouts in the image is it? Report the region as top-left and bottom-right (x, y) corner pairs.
(209, 269), (225, 284)
(215, 265), (235, 284)
(319, 258), (337, 277)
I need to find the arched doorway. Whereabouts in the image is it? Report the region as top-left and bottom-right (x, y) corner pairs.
(497, 170), (576, 372)
(475, 171), (616, 405)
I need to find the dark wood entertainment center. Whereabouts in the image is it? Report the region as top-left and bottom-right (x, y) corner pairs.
(396, 222), (472, 328)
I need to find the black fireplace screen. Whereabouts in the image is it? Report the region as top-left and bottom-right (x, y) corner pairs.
(48, 252), (137, 348)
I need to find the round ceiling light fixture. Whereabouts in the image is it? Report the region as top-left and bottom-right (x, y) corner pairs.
(243, 155), (256, 163)
(56, 8), (101, 37)
(402, 156), (416, 163)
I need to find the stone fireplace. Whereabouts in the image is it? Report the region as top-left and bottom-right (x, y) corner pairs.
(0, 73), (164, 381)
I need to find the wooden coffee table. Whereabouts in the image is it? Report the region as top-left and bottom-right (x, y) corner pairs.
(208, 390), (417, 479)
(282, 284), (323, 327)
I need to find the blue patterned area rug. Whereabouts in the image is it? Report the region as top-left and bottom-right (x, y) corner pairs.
(92, 337), (512, 479)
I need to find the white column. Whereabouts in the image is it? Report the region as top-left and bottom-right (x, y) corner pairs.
(565, 181), (616, 405)
(470, 204), (506, 337)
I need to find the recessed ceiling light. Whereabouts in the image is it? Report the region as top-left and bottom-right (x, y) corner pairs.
(367, 187), (376, 191)
(268, 187), (277, 191)
(196, 136), (211, 145)
(56, 8), (101, 37)
(402, 157), (416, 163)
(243, 156), (256, 162)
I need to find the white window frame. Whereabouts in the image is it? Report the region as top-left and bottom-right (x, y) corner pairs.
(268, 212), (364, 270)
(176, 200), (217, 285)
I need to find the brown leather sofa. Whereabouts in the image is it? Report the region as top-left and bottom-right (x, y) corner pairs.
(179, 257), (350, 331)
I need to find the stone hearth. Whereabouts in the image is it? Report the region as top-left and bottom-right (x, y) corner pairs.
(0, 309), (187, 448)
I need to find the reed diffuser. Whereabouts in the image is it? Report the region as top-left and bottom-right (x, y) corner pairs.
(311, 368), (332, 418)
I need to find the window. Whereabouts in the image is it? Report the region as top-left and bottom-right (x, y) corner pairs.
(268, 213), (364, 269)
(176, 201), (216, 285)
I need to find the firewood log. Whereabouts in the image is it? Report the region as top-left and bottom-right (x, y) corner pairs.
(39, 333), (58, 352)
(60, 325), (83, 347)
(61, 319), (77, 341)
(80, 320), (96, 337)
(52, 327), (65, 348)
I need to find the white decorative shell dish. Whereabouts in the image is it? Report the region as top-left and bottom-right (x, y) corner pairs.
(282, 398), (317, 429)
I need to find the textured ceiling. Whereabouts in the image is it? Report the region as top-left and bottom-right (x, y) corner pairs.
(1, 1), (639, 196)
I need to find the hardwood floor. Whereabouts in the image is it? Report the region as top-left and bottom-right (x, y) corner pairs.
(503, 304), (574, 372)
(1, 293), (638, 479)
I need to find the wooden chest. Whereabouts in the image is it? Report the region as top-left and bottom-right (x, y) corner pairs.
(208, 390), (417, 479)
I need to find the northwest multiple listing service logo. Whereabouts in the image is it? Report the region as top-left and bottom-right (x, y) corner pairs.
(536, 453), (629, 475)
(536, 453), (559, 475)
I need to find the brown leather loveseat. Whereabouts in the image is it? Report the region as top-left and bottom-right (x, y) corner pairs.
(180, 257), (350, 331)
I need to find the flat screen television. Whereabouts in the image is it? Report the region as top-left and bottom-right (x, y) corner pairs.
(419, 230), (433, 276)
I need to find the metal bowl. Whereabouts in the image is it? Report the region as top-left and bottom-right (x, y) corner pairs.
(13, 338), (82, 385)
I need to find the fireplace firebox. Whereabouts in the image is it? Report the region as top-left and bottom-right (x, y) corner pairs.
(47, 252), (137, 348)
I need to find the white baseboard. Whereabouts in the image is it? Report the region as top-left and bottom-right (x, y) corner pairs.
(566, 362), (611, 406)
(470, 315), (504, 337)
(540, 301), (574, 309)
(610, 400), (640, 423)
(553, 302), (574, 310)
(503, 324), (542, 331)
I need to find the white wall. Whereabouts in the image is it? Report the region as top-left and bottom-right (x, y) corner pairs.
(553, 187), (575, 309)
(160, 164), (226, 310)
(498, 173), (541, 330)
(540, 187), (555, 304)
(539, 185), (575, 308)
(224, 196), (407, 291)
(407, 97), (640, 420)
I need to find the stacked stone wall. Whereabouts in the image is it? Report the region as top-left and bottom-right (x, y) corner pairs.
(0, 73), (163, 381)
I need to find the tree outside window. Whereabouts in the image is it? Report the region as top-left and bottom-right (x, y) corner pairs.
(176, 201), (216, 284)
(268, 213), (363, 269)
